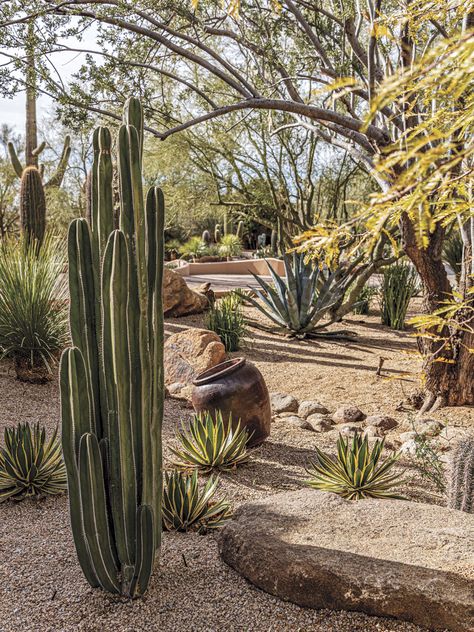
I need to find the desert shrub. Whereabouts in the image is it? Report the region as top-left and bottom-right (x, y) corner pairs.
(171, 410), (251, 472)
(218, 233), (243, 258)
(179, 236), (207, 260)
(0, 234), (68, 380)
(305, 433), (404, 500)
(411, 433), (446, 494)
(241, 252), (352, 337)
(164, 238), (182, 259)
(352, 284), (378, 315)
(162, 470), (232, 533)
(206, 292), (245, 351)
(380, 262), (419, 330)
(0, 422), (67, 502)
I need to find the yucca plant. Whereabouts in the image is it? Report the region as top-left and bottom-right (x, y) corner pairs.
(380, 262), (419, 330)
(171, 410), (251, 472)
(206, 292), (246, 351)
(0, 422), (67, 502)
(0, 234), (68, 382)
(241, 252), (352, 336)
(162, 470), (232, 533)
(179, 236), (208, 260)
(305, 433), (404, 500)
(218, 233), (243, 259)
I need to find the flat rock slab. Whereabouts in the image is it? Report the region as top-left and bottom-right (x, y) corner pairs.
(219, 489), (474, 632)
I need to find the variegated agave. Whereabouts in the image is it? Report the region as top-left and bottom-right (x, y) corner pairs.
(162, 469), (232, 533)
(171, 410), (251, 472)
(241, 253), (352, 336)
(0, 422), (67, 502)
(305, 433), (404, 500)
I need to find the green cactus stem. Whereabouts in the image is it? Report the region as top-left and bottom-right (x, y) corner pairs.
(214, 224), (221, 243)
(60, 98), (164, 598)
(20, 166), (46, 245)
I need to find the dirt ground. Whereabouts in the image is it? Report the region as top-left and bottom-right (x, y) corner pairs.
(0, 302), (472, 632)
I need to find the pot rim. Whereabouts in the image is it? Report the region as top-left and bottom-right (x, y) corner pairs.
(193, 357), (246, 386)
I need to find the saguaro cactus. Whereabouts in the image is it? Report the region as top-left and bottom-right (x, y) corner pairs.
(20, 166), (46, 245)
(60, 97), (165, 597)
(447, 436), (474, 513)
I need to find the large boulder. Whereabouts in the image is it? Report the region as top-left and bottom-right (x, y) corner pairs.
(220, 489), (474, 632)
(163, 268), (208, 317)
(164, 328), (226, 388)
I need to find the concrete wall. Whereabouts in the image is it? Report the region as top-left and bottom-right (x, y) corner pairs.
(174, 258), (285, 277)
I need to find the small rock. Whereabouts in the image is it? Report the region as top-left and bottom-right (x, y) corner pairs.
(270, 392), (299, 414)
(284, 415), (306, 428)
(363, 425), (384, 439)
(399, 431), (417, 443)
(300, 420), (317, 432)
(298, 400), (329, 419)
(365, 415), (398, 431)
(168, 382), (186, 395)
(418, 419), (445, 437)
(339, 424), (362, 437)
(399, 439), (418, 455)
(333, 405), (365, 424)
(306, 415), (334, 433)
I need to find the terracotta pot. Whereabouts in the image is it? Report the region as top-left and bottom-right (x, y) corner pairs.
(192, 357), (271, 446)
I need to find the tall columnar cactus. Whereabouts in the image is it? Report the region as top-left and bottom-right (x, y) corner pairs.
(20, 166), (46, 245)
(271, 228), (278, 255)
(236, 220), (244, 239)
(214, 223), (221, 243)
(60, 97), (165, 597)
(447, 436), (474, 513)
(8, 135), (71, 188)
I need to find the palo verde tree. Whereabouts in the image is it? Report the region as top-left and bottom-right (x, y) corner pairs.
(1, 0), (472, 407)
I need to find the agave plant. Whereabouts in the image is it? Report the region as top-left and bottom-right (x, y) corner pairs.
(241, 253), (352, 336)
(162, 470), (232, 533)
(442, 231), (463, 284)
(0, 234), (68, 382)
(305, 433), (404, 500)
(171, 410), (251, 472)
(0, 422), (67, 502)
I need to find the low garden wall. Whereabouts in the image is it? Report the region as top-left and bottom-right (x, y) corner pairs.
(174, 258), (285, 277)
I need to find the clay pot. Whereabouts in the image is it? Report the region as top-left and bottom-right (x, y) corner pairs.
(192, 357), (271, 446)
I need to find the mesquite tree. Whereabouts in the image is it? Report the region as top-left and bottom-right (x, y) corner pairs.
(1, 1), (472, 407)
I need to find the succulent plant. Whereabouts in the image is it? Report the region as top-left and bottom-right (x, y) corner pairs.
(202, 229), (211, 245)
(60, 98), (165, 597)
(447, 436), (474, 513)
(19, 166), (46, 245)
(305, 434), (404, 500)
(380, 262), (419, 330)
(218, 233), (243, 259)
(162, 470), (232, 533)
(271, 228), (278, 255)
(236, 220), (244, 239)
(241, 252), (353, 336)
(214, 224), (221, 243)
(171, 410), (251, 473)
(206, 292), (245, 352)
(0, 422), (67, 502)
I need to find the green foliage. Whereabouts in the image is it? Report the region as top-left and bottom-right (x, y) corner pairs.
(179, 236), (208, 260)
(171, 410), (251, 473)
(206, 292), (246, 351)
(411, 433), (446, 495)
(0, 422), (67, 502)
(0, 234), (68, 373)
(305, 433), (404, 500)
(443, 232), (463, 284)
(241, 253), (352, 336)
(381, 263), (419, 330)
(19, 166), (46, 246)
(352, 284), (378, 315)
(162, 470), (232, 533)
(447, 435), (474, 513)
(60, 98), (165, 597)
(218, 233), (243, 258)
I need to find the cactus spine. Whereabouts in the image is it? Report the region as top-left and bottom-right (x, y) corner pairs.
(20, 166), (46, 245)
(60, 97), (164, 597)
(447, 436), (474, 513)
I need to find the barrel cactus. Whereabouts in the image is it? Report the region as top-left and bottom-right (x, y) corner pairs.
(60, 97), (165, 597)
(447, 436), (474, 513)
(214, 223), (221, 243)
(202, 229), (211, 245)
(20, 166), (46, 245)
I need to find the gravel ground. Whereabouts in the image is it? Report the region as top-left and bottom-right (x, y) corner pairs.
(1, 304), (471, 632)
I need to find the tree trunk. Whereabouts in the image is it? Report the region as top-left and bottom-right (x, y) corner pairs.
(401, 214), (474, 408)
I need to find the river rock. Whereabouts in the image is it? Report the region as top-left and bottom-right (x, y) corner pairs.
(219, 489), (474, 632)
(333, 405), (365, 424)
(364, 415), (398, 431)
(270, 392), (299, 414)
(298, 400), (329, 419)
